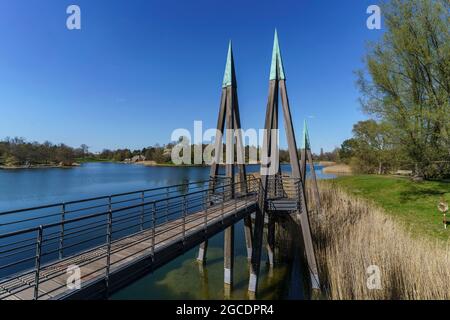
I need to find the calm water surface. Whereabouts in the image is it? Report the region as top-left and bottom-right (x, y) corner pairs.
(0, 163), (335, 300)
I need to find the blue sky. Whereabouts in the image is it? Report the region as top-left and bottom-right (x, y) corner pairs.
(0, 0), (382, 153)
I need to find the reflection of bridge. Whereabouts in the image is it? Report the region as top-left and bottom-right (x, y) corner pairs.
(0, 176), (306, 300)
(0, 30), (323, 300)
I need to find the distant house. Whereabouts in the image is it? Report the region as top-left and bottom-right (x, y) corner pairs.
(131, 155), (146, 163)
(163, 148), (172, 157)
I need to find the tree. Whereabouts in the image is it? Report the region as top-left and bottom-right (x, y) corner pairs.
(80, 144), (89, 158)
(339, 138), (359, 164)
(357, 0), (450, 178)
(351, 120), (393, 174)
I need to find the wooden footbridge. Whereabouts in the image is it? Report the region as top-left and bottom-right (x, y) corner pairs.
(0, 31), (323, 300)
(0, 176), (309, 300)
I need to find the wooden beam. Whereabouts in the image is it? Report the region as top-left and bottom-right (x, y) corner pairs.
(225, 86), (235, 191)
(210, 88), (227, 180)
(307, 149), (322, 219)
(300, 148), (307, 183)
(248, 80), (277, 294)
(279, 79), (320, 289)
(232, 88), (247, 192)
(224, 224), (234, 286)
(266, 216), (275, 266)
(198, 88), (227, 264)
(232, 88), (253, 261)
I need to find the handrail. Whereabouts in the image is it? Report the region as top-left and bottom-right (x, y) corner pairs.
(0, 177), (230, 217)
(0, 177), (261, 300)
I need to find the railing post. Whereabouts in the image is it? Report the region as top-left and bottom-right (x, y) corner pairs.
(182, 195), (187, 242)
(234, 182), (238, 218)
(59, 203), (65, 259)
(152, 202), (156, 257)
(34, 225), (43, 300)
(203, 192), (208, 233)
(140, 191), (145, 231)
(105, 197), (112, 295)
(221, 184), (225, 224)
(296, 180), (301, 211)
(166, 187), (169, 222)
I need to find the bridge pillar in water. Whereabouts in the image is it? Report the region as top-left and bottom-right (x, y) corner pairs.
(266, 214), (275, 266)
(248, 207), (264, 296)
(197, 40), (250, 268)
(197, 241), (208, 263)
(243, 216), (253, 261)
(224, 224), (234, 294)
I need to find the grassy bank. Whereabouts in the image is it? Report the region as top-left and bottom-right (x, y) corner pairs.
(329, 175), (450, 241)
(74, 157), (113, 163)
(309, 181), (450, 299)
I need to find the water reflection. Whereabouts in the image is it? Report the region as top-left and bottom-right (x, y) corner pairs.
(111, 217), (306, 300)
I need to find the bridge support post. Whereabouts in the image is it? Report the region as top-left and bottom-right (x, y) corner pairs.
(243, 216), (253, 261)
(301, 122), (323, 220)
(197, 241), (208, 263)
(266, 214), (275, 266)
(197, 41), (248, 268)
(255, 31), (321, 292)
(248, 207), (264, 297)
(224, 225), (234, 289)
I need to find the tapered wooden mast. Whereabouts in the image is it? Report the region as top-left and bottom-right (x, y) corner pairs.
(249, 31), (320, 293)
(197, 42), (253, 289)
(300, 120), (323, 222)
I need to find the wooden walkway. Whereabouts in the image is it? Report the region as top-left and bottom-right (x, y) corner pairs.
(0, 196), (256, 300)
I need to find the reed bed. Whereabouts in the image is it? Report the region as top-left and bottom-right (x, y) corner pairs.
(307, 181), (450, 300)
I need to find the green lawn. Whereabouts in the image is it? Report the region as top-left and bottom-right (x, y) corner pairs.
(330, 175), (450, 241)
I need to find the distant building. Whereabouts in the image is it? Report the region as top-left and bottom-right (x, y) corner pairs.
(131, 155), (146, 163)
(163, 148), (172, 157)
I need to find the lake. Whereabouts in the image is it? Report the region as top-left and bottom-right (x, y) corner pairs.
(0, 162), (335, 299)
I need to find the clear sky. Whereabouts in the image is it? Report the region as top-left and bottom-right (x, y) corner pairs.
(0, 0), (382, 153)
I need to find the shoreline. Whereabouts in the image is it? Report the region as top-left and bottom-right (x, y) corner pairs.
(322, 164), (352, 174)
(135, 161), (208, 168)
(0, 161), (343, 170)
(0, 163), (80, 170)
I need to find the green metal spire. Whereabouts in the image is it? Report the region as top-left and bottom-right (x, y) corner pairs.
(302, 120), (311, 150)
(222, 41), (237, 88)
(269, 29), (286, 81)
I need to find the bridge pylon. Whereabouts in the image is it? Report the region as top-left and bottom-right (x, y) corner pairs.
(300, 120), (323, 221)
(196, 41), (252, 291)
(248, 30), (321, 295)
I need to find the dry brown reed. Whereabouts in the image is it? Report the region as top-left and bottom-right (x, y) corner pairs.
(307, 181), (450, 300)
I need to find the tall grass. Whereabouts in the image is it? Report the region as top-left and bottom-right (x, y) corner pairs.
(307, 181), (450, 300)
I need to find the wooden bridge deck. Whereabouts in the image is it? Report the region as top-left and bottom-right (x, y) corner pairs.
(0, 196), (257, 300)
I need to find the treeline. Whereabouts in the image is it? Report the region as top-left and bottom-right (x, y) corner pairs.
(0, 136), (341, 169)
(0, 137), (87, 167)
(339, 119), (450, 179)
(0, 138), (175, 166)
(97, 144), (172, 163)
(345, 0), (450, 180)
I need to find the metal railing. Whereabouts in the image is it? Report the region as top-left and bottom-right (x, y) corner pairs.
(265, 175), (303, 199)
(0, 177), (261, 300)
